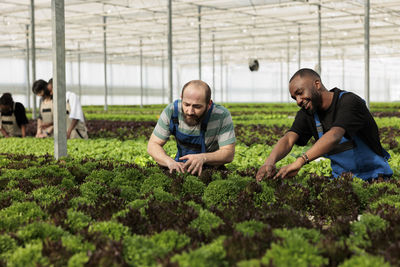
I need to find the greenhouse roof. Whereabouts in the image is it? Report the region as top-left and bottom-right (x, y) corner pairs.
(1, 0), (400, 65)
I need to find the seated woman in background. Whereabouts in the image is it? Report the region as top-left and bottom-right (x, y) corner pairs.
(32, 79), (54, 138)
(0, 93), (29, 138)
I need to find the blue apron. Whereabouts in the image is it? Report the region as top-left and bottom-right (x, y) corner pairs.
(313, 91), (392, 180)
(169, 100), (214, 162)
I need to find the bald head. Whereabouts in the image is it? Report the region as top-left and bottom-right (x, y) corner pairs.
(181, 80), (211, 104)
(289, 68), (321, 83)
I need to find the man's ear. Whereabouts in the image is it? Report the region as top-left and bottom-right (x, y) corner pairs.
(314, 79), (321, 90)
(207, 100), (213, 109)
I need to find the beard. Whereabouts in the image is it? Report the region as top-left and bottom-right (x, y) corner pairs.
(182, 107), (207, 126)
(303, 88), (322, 115)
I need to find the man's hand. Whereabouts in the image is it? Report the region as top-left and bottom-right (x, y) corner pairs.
(273, 158), (304, 179)
(256, 163), (277, 182)
(179, 154), (207, 176)
(166, 160), (186, 174)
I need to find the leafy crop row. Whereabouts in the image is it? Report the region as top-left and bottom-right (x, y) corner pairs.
(0, 153), (399, 266)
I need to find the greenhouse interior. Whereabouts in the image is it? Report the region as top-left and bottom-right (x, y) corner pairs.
(1, 0), (400, 266)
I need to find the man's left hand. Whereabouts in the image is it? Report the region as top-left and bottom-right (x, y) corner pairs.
(273, 158), (303, 179)
(179, 154), (207, 176)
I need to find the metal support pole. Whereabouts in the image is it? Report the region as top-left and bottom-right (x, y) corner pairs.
(198, 5), (202, 80)
(168, 0), (173, 102)
(298, 25), (301, 70)
(317, 4), (322, 74)
(78, 43), (82, 100)
(280, 52), (284, 102)
(220, 48), (223, 103)
(162, 51), (165, 104)
(140, 40), (143, 108)
(342, 50), (345, 89)
(26, 24), (31, 110)
(364, 0), (370, 108)
(212, 33), (215, 98)
(103, 16), (108, 111)
(225, 65), (228, 103)
(30, 0), (37, 118)
(287, 40), (290, 102)
(51, 0), (67, 159)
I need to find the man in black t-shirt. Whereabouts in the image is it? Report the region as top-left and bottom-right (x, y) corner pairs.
(0, 93), (29, 138)
(256, 68), (392, 181)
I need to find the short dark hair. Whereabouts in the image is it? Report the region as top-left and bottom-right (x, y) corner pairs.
(181, 80), (211, 104)
(289, 68), (321, 83)
(32, 79), (48, 95)
(0, 93), (13, 106)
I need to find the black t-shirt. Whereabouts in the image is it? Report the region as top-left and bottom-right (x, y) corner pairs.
(1, 102), (29, 127)
(289, 88), (384, 156)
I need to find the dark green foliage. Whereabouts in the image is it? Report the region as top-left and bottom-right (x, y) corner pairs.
(65, 209), (92, 232)
(123, 230), (190, 267)
(61, 235), (95, 254)
(140, 173), (172, 195)
(148, 187), (176, 202)
(77, 184), (126, 221)
(67, 252), (89, 267)
(16, 221), (66, 243)
(262, 228), (328, 267)
(347, 213), (388, 253)
(85, 169), (115, 185)
(0, 234), (17, 259)
(189, 209), (223, 236)
(0, 189), (26, 209)
(88, 221), (130, 241)
(249, 181), (275, 207)
(235, 220), (267, 237)
(339, 254), (390, 267)
(182, 175), (206, 197)
(0, 201), (45, 231)
(0, 148), (399, 266)
(171, 236), (228, 267)
(79, 181), (106, 203)
(203, 177), (250, 209)
(32, 185), (64, 207)
(7, 242), (50, 267)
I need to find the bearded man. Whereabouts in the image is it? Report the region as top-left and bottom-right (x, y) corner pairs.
(256, 68), (392, 182)
(148, 80), (235, 176)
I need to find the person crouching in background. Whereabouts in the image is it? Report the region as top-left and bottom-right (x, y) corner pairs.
(0, 93), (29, 138)
(32, 79), (54, 138)
(47, 79), (88, 139)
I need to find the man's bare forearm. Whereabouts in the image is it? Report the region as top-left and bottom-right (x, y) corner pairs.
(303, 127), (344, 162)
(202, 144), (235, 166)
(264, 133), (296, 165)
(21, 125), (26, 137)
(147, 141), (174, 167)
(68, 119), (78, 136)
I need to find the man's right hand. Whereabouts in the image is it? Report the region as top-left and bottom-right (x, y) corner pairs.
(167, 160), (186, 174)
(256, 163), (277, 182)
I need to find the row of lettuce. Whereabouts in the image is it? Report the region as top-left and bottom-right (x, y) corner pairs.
(1, 153), (400, 266)
(0, 137), (399, 177)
